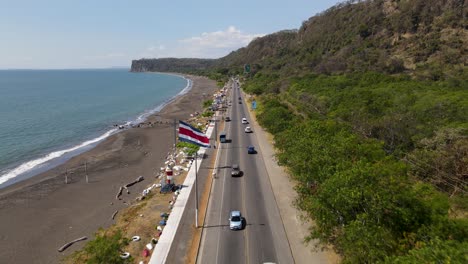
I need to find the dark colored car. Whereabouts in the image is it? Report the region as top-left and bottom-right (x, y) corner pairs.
(225, 116), (231, 122)
(247, 146), (256, 154)
(231, 164), (241, 176)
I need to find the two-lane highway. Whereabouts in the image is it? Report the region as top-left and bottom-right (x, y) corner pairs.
(197, 80), (293, 264)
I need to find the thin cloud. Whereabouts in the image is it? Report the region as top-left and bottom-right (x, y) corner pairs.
(147, 45), (166, 52)
(140, 26), (264, 59)
(84, 53), (126, 60)
(179, 26), (264, 57)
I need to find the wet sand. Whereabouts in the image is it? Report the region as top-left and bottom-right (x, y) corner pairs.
(0, 74), (218, 264)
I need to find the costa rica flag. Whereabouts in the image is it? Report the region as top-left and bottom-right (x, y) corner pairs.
(178, 121), (210, 148)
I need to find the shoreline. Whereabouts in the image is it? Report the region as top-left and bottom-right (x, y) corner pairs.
(0, 72), (191, 189)
(0, 74), (218, 264)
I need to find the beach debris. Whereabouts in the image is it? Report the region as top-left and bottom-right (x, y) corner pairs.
(120, 252), (130, 259)
(116, 187), (123, 200)
(160, 212), (169, 218)
(146, 243), (153, 250)
(112, 210), (118, 220)
(57, 236), (87, 252)
(125, 176), (144, 188)
(131, 236), (141, 242)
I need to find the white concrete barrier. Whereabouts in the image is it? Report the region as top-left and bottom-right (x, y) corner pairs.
(149, 122), (215, 264)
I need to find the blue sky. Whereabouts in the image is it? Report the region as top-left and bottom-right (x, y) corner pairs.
(0, 0), (342, 69)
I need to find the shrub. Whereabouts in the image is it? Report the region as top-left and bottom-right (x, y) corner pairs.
(83, 229), (131, 264)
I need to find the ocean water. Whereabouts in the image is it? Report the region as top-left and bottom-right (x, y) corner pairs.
(0, 69), (189, 188)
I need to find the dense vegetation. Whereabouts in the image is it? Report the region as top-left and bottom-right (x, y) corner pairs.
(218, 0), (467, 81)
(133, 0), (467, 82)
(131, 0), (467, 262)
(247, 73), (467, 262)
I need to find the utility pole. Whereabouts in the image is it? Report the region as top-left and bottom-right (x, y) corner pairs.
(85, 161), (88, 183)
(214, 117), (217, 144)
(194, 153), (199, 228)
(65, 168), (68, 184)
(174, 119), (177, 149)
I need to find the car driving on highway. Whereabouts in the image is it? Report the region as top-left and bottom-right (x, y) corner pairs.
(244, 126), (252, 133)
(229, 211), (244, 230)
(231, 164), (241, 176)
(247, 145), (256, 154)
(241, 118), (248, 124)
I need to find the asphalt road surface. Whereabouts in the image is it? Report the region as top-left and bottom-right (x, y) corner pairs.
(197, 80), (294, 264)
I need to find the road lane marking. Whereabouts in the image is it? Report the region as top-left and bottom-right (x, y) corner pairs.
(215, 84), (233, 264)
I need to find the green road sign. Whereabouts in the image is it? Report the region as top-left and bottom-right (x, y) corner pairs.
(244, 64), (251, 73)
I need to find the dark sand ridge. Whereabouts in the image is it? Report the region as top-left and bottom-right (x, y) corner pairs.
(0, 75), (218, 264)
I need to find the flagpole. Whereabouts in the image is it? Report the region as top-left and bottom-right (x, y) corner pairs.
(174, 119), (177, 149)
(195, 152), (198, 228)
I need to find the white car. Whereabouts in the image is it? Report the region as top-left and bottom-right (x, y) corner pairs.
(241, 118), (248, 124)
(229, 211), (244, 230)
(244, 126), (252, 133)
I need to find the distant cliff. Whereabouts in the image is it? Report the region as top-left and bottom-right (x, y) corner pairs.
(130, 58), (216, 73)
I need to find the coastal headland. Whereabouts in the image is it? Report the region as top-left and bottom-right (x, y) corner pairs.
(0, 74), (218, 264)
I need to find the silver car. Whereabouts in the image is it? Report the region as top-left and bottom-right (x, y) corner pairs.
(231, 164), (241, 176)
(229, 211), (244, 230)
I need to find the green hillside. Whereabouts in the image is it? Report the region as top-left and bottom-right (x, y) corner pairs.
(131, 0), (468, 262)
(218, 0), (467, 79)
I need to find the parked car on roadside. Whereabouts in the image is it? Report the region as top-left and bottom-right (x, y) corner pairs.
(244, 126), (252, 133)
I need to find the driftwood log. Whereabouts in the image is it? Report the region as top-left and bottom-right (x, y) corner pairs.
(58, 236), (87, 252)
(112, 210), (118, 220)
(125, 176), (144, 188)
(116, 186), (123, 200)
